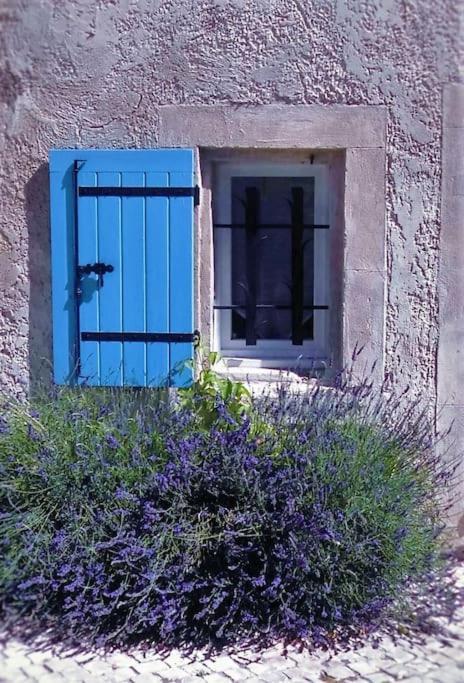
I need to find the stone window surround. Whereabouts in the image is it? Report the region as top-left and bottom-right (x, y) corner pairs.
(156, 105), (387, 383)
(437, 84), (464, 536)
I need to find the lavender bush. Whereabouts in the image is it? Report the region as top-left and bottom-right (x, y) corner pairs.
(0, 372), (456, 651)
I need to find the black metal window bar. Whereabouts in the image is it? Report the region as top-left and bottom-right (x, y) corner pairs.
(214, 184), (329, 346)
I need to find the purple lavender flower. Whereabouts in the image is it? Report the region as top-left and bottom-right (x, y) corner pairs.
(105, 433), (120, 449)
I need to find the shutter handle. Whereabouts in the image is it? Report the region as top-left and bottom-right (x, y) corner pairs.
(77, 262), (114, 287)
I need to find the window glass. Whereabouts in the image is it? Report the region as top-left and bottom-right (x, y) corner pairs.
(230, 176), (315, 341)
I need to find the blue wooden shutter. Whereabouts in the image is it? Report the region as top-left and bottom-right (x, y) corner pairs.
(49, 149), (195, 388)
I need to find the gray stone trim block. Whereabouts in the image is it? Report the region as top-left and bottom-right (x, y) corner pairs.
(438, 84), (464, 407)
(157, 104), (388, 149)
(437, 83), (464, 538)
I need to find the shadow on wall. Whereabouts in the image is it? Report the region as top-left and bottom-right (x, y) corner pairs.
(25, 163), (53, 395)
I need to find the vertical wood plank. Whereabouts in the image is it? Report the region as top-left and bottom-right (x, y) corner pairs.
(98, 171), (123, 385)
(49, 159), (77, 383)
(146, 172), (170, 386)
(121, 171), (146, 386)
(169, 170), (194, 387)
(77, 170), (100, 385)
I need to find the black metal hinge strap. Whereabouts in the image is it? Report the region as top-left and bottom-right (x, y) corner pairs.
(79, 186), (200, 205)
(81, 332), (200, 343)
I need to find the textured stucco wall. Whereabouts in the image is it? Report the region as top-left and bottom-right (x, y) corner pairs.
(0, 0), (461, 402)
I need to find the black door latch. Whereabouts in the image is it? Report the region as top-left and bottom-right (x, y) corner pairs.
(77, 262), (114, 287)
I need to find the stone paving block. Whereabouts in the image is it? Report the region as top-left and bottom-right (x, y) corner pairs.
(381, 647), (415, 665)
(381, 662), (429, 680)
(162, 650), (195, 669)
(0, 655), (27, 669)
(7, 676), (29, 683)
(164, 666), (202, 681)
(0, 672), (24, 676)
(126, 650), (148, 664)
(280, 672), (321, 682)
(200, 674), (233, 683)
(375, 638), (404, 653)
(289, 661), (324, 678)
(429, 673), (464, 683)
(355, 644), (393, 660)
(321, 661), (358, 679)
(427, 650), (457, 668)
(347, 657), (384, 676)
(402, 658), (435, 675)
(132, 658), (173, 677)
(360, 674), (393, 683)
(41, 670), (67, 683)
(0, 642), (26, 657)
(213, 670), (244, 682)
(106, 652), (140, 668)
(105, 665), (142, 682)
(435, 644), (464, 661)
(79, 658), (126, 676)
(205, 655), (240, 672)
(72, 653), (99, 666)
(18, 664), (40, 680)
(258, 645), (286, 659)
(238, 660), (275, 677)
(41, 656), (82, 674)
(32, 660), (66, 681)
(285, 653), (314, 668)
(205, 660), (244, 680)
(229, 653), (262, 668)
(24, 649), (53, 665)
(175, 660), (212, 678)
(140, 674), (170, 683)
(251, 672), (293, 682)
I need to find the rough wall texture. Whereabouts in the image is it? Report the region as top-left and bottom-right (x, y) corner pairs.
(0, 0), (461, 403)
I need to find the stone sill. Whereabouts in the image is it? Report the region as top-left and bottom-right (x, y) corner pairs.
(214, 358), (330, 393)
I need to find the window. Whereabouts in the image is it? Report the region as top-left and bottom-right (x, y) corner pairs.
(212, 161), (330, 370)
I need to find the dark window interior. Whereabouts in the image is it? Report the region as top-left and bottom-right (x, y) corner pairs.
(230, 176), (315, 343)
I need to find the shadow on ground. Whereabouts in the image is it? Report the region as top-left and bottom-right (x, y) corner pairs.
(1, 560), (463, 660)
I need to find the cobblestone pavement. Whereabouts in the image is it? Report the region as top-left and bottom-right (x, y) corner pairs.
(1, 563), (463, 683)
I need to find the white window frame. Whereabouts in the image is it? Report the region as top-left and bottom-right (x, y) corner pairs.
(212, 161), (330, 368)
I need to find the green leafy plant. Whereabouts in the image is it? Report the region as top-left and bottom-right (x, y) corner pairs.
(178, 349), (252, 428)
